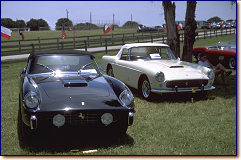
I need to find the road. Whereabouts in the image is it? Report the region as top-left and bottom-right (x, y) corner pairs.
(1, 45), (122, 61)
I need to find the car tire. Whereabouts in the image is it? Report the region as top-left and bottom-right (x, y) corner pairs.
(17, 109), (28, 148)
(139, 76), (152, 99)
(227, 56), (236, 69)
(18, 109), (35, 148)
(107, 65), (114, 77)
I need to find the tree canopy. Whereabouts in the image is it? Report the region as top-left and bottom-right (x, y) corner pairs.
(207, 16), (222, 23)
(15, 20), (26, 28)
(1, 18), (16, 28)
(74, 23), (99, 30)
(26, 18), (49, 31)
(55, 18), (73, 30)
(122, 21), (139, 28)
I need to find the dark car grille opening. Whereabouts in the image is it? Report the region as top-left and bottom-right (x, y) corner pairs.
(38, 111), (125, 127)
(166, 80), (208, 88)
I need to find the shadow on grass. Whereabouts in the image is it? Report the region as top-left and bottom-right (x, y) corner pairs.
(210, 74), (236, 99)
(20, 129), (134, 154)
(128, 74), (236, 103)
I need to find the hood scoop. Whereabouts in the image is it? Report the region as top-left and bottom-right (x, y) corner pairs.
(64, 82), (88, 87)
(170, 66), (184, 68)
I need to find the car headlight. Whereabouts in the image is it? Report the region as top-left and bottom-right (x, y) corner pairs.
(208, 69), (215, 80)
(155, 72), (165, 82)
(101, 113), (113, 126)
(119, 89), (134, 108)
(24, 91), (39, 109)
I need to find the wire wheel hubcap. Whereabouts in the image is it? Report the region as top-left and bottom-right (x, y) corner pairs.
(142, 80), (151, 98)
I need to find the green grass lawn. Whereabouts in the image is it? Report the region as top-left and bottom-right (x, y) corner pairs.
(1, 35), (236, 155)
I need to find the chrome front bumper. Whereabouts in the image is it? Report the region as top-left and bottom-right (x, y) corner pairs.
(151, 86), (215, 93)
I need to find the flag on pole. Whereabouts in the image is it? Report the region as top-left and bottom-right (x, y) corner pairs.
(61, 25), (66, 39)
(1, 26), (12, 40)
(73, 30), (77, 37)
(19, 31), (24, 40)
(177, 24), (183, 30)
(104, 25), (111, 34)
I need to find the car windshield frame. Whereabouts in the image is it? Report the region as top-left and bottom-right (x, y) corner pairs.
(28, 54), (102, 76)
(129, 46), (176, 61)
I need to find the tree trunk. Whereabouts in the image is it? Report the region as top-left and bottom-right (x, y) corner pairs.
(162, 1), (180, 58)
(182, 1), (197, 62)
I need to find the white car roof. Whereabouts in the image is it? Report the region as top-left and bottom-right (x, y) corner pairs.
(122, 43), (169, 49)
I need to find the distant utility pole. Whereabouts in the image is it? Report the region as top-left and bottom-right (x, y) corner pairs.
(90, 12), (92, 24)
(113, 13), (115, 25)
(131, 14), (133, 22)
(66, 9), (69, 19)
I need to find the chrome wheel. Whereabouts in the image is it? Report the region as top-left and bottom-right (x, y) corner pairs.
(228, 57), (236, 69)
(142, 80), (151, 98)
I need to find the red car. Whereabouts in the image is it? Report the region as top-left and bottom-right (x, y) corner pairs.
(193, 41), (236, 69)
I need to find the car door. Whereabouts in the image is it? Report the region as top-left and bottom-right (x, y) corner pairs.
(112, 48), (133, 84)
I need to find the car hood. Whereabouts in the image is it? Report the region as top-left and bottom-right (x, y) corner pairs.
(33, 75), (111, 98)
(30, 75), (124, 111)
(132, 59), (209, 80)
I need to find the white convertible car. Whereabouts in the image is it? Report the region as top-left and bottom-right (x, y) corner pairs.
(102, 43), (215, 99)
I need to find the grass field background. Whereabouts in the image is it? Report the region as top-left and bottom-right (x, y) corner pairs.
(1, 34), (236, 155)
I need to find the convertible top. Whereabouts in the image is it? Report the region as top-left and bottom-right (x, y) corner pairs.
(29, 49), (94, 59)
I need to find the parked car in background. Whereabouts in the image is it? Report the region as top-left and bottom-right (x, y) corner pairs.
(154, 26), (164, 32)
(137, 25), (159, 32)
(102, 43), (215, 99)
(18, 50), (134, 146)
(193, 41), (236, 69)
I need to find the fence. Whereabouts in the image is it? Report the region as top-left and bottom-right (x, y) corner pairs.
(1, 28), (236, 56)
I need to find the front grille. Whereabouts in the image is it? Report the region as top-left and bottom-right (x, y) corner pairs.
(166, 80), (208, 88)
(65, 113), (99, 125)
(39, 111), (123, 127)
(43, 112), (100, 126)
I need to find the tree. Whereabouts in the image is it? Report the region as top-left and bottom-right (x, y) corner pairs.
(55, 18), (73, 30)
(15, 20), (26, 28)
(122, 21), (139, 28)
(26, 18), (49, 31)
(26, 19), (39, 30)
(1, 18), (16, 28)
(162, 1), (180, 58)
(207, 16), (222, 23)
(38, 19), (50, 29)
(182, 1), (197, 62)
(74, 23), (99, 30)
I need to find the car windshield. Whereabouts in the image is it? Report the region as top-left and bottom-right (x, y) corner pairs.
(216, 41), (236, 50)
(29, 55), (100, 75)
(130, 46), (176, 61)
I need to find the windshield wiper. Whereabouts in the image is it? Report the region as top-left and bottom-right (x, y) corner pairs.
(36, 63), (54, 73)
(77, 63), (92, 75)
(35, 63), (64, 83)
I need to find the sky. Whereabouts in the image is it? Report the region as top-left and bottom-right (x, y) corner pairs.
(1, 1), (236, 30)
